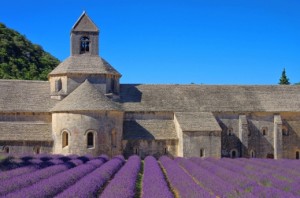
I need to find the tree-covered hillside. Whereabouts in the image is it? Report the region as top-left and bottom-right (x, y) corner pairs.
(0, 23), (60, 80)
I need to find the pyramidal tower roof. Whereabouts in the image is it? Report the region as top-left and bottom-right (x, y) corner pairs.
(51, 80), (121, 112)
(48, 11), (121, 77)
(72, 11), (99, 32)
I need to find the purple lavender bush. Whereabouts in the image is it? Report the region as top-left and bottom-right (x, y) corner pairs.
(5, 156), (108, 198)
(160, 156), (213, 198)
(99, 155), (141, 198)
(142, 156), (173, 198)
(175, 157), (239, 197)
(0, 158), (83, 196)
(56, 155), (125, 198)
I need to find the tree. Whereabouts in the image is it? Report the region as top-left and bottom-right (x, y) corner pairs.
(279, 68), (290, 85)
(0, 23), (60, 80)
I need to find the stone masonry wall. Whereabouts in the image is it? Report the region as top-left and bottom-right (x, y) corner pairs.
(122, 139), (177, 159)
(52, 111), (123, 157)
(182, 131), (221, 158)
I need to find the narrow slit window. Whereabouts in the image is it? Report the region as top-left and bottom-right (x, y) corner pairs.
(262, 127), (268, 136)
(87, 132), (94, 148)
(200, 149), (204, 157)
(4, 147), (9, 154)
(62, 131), (69, 148)
(34, 147), (40, 154)
(55, 79), (62, 92)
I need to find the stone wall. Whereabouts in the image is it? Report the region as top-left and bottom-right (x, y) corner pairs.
(124, 111), (174, 121)
(122, 139), (177, 159)
(0, 141), (53, 155)
(182, 131), (221, 158)
(282, 113), (300, 159)
(215, 114), (242, 157)
(71, 32), (99, 56)
(248, 113), (275, 158)
(52, 111), (123, 157)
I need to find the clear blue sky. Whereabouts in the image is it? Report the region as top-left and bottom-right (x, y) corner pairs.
(1, 0), (299, 84)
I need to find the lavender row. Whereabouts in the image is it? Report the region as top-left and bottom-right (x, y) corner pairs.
(0, 158), (68, 181)
(56, 155), (125, 198)
(5, 155), (108, 198)
(175, 157), (241, 197)
(160, 156), (213, 198)
(0, 154), (92, 172)
(190, 157), (257, 190)
(192, 158), (294, 197)
(0, 158), (84, 196)
(142, 156), (173, 198)
(228, 159), (300, 196)
(99, 155), (141, 198)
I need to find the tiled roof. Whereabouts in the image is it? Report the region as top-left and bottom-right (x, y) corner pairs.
(51, 80), (121, 112)
(0, 122), (52, 141)
(0, 80), (57, 112)
(175, 112), (221, 132)
(120, 84), (300, 112)
(49, 55), (120, 76)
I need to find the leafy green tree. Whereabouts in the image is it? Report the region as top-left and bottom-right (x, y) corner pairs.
(0, 23), (60, 80)
(279, 68), (290, 85)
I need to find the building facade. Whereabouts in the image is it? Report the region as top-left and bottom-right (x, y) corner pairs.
(0, 12), (300, 159)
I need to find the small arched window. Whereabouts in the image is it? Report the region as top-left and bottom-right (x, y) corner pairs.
(164, 147), (168, 155)
(3, 146), (9, 154)
(250, 150), (255, 158)
(135, 148), (139, 155)
(200, 148), (205, 157)
(80, 36), (90, 53)
(296, 151), (300, 160)
(262, 127), (268, 136)
(230, 149), (238, 158)
(87, 132), (94, 148)
(33, 146), (40, 154)
(62, 131), (69, 148)
(227, 128), (233, 136)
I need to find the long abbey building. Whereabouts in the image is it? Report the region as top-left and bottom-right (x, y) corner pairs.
(0, 12), (300, 159)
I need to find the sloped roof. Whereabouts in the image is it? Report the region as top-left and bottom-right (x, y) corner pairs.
(120, 84), (300, 112)
(0, 80), (57, 112)
(123, 120), (177, 140)
(72, 11), (99, 32)
(175, 112), (221, 132)
(51, 80), (120, 112)
(49, 55), (121, 76)
(0, 122), (52, 141)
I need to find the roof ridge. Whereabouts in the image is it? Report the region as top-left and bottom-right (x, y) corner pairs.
(51, 80), (120, 112)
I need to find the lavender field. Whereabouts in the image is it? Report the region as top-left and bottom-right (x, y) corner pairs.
(0, 154), (299, 198)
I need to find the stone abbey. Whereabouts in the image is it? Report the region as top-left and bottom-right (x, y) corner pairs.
(0, 12), (300, 159)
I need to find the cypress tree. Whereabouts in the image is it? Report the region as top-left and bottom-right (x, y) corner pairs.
(279, 68), (290, 85)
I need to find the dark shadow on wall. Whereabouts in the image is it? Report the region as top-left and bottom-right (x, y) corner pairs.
(247, 120), (274, 159)
(282, 120), (300, 159)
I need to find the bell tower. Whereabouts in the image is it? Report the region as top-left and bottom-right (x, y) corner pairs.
(71, 11), (99, 56)
(49, 11), (121, 100)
